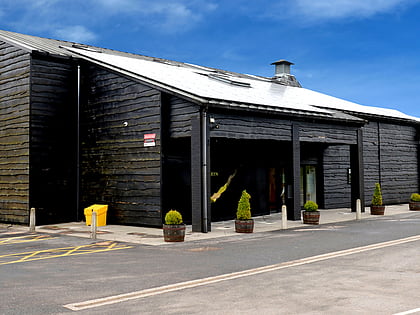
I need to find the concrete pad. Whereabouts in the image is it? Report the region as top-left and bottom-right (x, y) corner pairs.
(0, 204), (414, 246)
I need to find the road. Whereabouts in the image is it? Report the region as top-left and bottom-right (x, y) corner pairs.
(1, 211), (420, 314)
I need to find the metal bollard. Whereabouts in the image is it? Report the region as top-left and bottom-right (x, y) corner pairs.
(281, 205), (288, 229)
(29, 208), (36, 232)
(91, 211), (97, 240)
(356, 199), (362, 220)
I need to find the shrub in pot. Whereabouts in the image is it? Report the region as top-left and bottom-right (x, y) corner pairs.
(409, 193), (420, 211)
(370, 183), (385, 215)
(235, 190), (254, 233)
(163, 210), (186, 242)
(302, 200), (320, 225)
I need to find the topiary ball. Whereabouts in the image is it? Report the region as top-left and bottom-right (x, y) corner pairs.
(164, 210), (183, 225)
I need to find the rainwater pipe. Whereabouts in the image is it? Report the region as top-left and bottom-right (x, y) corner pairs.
(76, 65), (81, 221)
(201, 108), (208, 233)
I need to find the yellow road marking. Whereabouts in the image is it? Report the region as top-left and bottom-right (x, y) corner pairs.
(0, 234), (56, 245)
(62, 245), (84, 256)
(0, 242), (133, 265)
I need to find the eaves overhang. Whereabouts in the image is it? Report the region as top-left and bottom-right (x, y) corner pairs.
(207, 99), (366, 126)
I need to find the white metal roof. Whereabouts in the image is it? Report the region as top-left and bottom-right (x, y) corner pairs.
(64, 46), (419, 123)
(0, 29), (418, 123)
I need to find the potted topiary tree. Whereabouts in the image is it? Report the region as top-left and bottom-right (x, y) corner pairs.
(409, 193), (420, 211)
(163, 210), (186, 242)
(235, 190), (254, 233)
(371, 183), (385, 215)
(302, 200), (320, 225)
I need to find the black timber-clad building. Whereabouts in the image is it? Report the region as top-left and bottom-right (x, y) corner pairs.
(0, 30), (419, 232)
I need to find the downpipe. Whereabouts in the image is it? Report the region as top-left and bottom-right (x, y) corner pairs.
(201, 109), (208, 233)
(76, 65), (81, 221)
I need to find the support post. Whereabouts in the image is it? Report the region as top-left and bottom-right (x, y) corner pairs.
(351, 128), (365, 212)
(291, 124), (301, 220)
(29, 208), (36, 232)
(191, 115), (203, 232)
(281, 205), (287, 229)
(91, 211), (97, 240)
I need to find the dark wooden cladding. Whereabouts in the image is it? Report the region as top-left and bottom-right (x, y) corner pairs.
(300, 123), (357, 144)
(362, 121), (380, 197)
(0, 41), (30, 224)
(81, 65), (162, 226)
(29, 56), (77, 224)
(210, 112), (292, 141)
(323, 145), (351, 208)
(363, 121), (418, 204)
(378, 122), (417, 203)
(167, 95), (199, 137)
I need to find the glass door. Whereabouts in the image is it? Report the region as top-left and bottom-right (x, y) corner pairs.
(300, 165), (317, 206)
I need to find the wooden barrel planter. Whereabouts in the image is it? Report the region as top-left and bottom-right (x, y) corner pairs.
(235, 219), (254, 233)
(409, 201), (420, 211)
(370, 205), (385, 215)
(302, 211), (320, 225)
(163, 224), (186, 242)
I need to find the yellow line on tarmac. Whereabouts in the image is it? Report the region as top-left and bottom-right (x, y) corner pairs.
(62, 245), (84, 256)
(0, 242), (133, 265)
(64, 234), (420, 311)
(0, 235), (55, 245)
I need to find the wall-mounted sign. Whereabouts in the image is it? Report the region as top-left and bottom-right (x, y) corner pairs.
(144, 133), (156, 147)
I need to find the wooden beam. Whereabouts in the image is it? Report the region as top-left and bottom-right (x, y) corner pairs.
(291, 124), (301, 220)
(191, 115), (202, 232)
(351, 128), (365, 212)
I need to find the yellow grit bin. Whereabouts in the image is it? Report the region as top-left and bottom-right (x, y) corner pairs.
(84, 204), (108, 227)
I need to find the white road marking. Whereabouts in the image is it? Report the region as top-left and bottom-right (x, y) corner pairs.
(64, 234), (420, 311)
(393, 308), (420, 315)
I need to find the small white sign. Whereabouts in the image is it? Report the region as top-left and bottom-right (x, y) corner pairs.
(144, 133), (156, 147)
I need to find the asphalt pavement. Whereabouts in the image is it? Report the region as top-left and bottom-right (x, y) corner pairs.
(1, 204), (420, 314)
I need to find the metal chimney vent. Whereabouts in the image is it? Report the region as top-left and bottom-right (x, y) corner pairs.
(271, 59), (301, 87)
(271, 59), (294, 76)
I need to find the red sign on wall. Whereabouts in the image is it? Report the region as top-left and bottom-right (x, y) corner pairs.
(144, 134), (156, 147)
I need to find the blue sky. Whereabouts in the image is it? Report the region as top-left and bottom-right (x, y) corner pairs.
(1, 0), (420, 117)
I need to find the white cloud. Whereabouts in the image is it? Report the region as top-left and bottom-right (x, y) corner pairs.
(293, 0), (415, 19)
(53, 25), (97, 43)
(266, 0), (420, 22)
(1, 0), (218, 37)
(94, 0), (218, 33)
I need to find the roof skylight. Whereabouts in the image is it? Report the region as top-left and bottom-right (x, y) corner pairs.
(71, 44), (102, 53)
(207, 73), (251, 87)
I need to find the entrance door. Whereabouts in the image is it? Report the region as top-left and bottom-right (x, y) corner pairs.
(268, 168), (286, 212)
(300, 165), (317, 206)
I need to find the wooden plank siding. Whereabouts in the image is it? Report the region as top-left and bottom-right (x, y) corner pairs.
(29, 55), (77, 224)
(209, 112), (292, 141)
(81, 65), (162, 226)
(362, 121), (380, 200)
(363, 121), (419, 205)
(323, 145), (351, 208)
(300, 123), (358, 145)
(0, 41), (30, 224)
(167, 94), (199, 137)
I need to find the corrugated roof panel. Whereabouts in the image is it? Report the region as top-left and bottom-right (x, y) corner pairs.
(64, 46), (333, 115)
(0, 29), (418, 123)
(64, 46), (420, 123)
